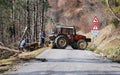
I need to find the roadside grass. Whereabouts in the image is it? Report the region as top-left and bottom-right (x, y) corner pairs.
(87, 47), (96, 51)
(106, 47), (120, 62)
(87, 47), (102, 54)
(88, 47), (120, 62)
(94, 45), (120, 62)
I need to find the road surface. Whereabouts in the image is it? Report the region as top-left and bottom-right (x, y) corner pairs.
(5, 47), (120, 75)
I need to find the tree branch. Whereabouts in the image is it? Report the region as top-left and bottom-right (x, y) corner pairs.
(106, 0), (120, 21)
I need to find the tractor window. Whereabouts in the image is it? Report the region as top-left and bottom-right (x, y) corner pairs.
(68, 28), (74, 35)
(55, 28), (61, 34)
(61, 28), (74, 35)
(61, 28), (67, 34)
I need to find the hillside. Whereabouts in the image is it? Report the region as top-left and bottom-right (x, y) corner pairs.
(47, 0), (109, 32)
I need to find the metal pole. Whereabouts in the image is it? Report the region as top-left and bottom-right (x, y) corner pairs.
(93, 36), (97, 48)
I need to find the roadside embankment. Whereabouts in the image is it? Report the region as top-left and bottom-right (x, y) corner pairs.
(78, 25), (120, 62)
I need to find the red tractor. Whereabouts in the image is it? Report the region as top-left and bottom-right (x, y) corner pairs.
(49, 26), (91, 50)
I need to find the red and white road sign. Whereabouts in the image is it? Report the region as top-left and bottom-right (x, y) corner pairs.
(92, 16), (99, 25)
(91, 25), (99, 36)
(91, 16), (100, 36)
(92, 25), (99, 30)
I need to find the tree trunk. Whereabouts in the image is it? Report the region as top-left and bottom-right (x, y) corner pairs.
(35, 0), (38, 42)
(41, 0), (45, 32)
(12, 0), (16, 42)
(26, 0), (31, 43)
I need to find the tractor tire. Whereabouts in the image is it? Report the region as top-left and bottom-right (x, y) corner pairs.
(71, 43), (78, 49)
(52, 43), (57, 49)
(55, 35), (68, 49)
(77, 40), (88, 50)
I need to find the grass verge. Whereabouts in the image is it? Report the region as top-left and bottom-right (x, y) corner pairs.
(87, 47), (96, 51)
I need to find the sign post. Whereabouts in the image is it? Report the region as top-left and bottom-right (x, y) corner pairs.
(91, 16), (100, 48)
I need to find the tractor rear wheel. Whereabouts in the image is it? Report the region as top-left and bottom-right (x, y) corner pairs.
(55, 35), (68, 49)
(77, 40), (88, 50)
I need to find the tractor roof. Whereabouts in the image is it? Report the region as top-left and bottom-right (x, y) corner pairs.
(56, 25), (75, 29)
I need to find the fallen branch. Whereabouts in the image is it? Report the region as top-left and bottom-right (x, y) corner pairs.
(0, 46), (20, 53)
(0, 46), (21, 59)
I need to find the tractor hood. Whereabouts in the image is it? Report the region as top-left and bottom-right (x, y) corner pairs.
(75, 35), (86, 41)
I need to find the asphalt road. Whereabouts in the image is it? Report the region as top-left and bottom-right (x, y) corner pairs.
(5, 47), (120, 75)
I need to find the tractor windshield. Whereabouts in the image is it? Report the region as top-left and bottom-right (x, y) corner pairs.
(61, 28), (74, 35)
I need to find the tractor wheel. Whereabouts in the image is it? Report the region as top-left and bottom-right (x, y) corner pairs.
(77, 40), (88, 50)
(71, 43), (78, 49)
(52, 43), (57, 49)
(55, 35), (68, 49)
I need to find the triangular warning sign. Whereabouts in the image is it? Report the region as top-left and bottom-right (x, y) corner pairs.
(92, 25), (99, 30)
(92, 16), (99, 25)
(93, 17), (98, 22)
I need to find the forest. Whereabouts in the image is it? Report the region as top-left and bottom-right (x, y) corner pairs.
(0, 0), (50, 49)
